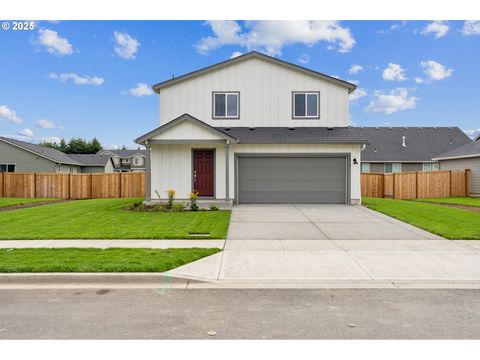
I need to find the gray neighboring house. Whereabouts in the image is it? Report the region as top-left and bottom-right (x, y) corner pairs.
(0, 136), (114, 173)
(433, 138), (480, 197)
(97, 149), (147, 172)
(360, 127), (472, 173)
(67, 154), (115, 173)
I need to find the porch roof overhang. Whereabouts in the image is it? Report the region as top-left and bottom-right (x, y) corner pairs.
(134, 113), (238, 145)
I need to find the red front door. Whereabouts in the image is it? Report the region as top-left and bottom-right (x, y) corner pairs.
(193, 150), (214, 197)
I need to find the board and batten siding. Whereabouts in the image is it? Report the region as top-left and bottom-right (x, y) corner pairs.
(439, 157), (480, 196)
(159, 57), (350, 128)
(149, 143), (361, 203)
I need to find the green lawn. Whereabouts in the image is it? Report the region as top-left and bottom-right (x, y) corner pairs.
(0, 248), (220, 272)
(0, 198), (231, 240)
(0, 198), (58, 208)
(414, 197), (480, 208)
(362, 197), (480, 240)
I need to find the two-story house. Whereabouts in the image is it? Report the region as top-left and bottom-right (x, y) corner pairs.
(135, 52), (370, 206)
(97, 149), (148, 172)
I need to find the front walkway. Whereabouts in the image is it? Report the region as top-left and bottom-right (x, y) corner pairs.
(166, 204), (480, 286)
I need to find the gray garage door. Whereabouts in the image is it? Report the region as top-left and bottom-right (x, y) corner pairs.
(237, 156), (347, 204)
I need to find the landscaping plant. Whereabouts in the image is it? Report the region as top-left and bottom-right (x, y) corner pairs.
(166, 189), (176, 209)
(189, 190), (199, 211)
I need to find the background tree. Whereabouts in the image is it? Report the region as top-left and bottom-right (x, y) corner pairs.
(39, 137), (104, 154)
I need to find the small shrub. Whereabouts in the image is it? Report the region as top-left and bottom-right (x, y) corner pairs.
(165, 189), (176, 209)
(172, 202), (185, 212)
(209, 205), (219, 211)
(189, 190), (199, 211)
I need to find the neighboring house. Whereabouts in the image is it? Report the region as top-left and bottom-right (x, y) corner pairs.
(67, 154), (115, 173)
(360, 127), (471, 173)
(97, 150), (147, 172)
(433, 139), (480, 197)
(135, 51), (370, 205)
(0, 136), (114, 173)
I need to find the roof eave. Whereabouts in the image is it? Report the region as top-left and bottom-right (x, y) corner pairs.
(433, 153), (480, 161)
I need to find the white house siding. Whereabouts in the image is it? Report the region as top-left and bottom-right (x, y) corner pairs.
(151, 120), (224, 141)
(105, 160), (115, 173)
(149, 143), (361, 203)
(150, 143), (226, 200)
(439, 157), (480, 196)
(159, 57), (349, 128)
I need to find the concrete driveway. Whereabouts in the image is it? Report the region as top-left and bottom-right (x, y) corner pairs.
(167, 204), (480, 286)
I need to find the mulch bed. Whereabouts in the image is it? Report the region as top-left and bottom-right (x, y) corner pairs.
(0, 200), (68, 212)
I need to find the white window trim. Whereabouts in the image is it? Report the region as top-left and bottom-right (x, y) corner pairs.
(213, 92), (240, 119)
(293, 91), (320, 119)
(0, 163), (16, 172)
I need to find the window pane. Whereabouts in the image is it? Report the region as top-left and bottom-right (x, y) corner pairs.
(294, 94), (305, 117)
(393, 163), (402, 173)
(432, 162), (439, 171)
(361, 163), (370, 173)
(0, 164), (6, 172)
(214, 94), (226, 117)
(423, 163), (431, 172)
(226, 93), (238, 117)
(306, 93), (318, 117)
(384, 163), (393, 173)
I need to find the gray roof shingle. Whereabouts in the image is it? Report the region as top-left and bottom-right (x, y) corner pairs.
(433, 140), (480, 160)
(0, 137), (83, 165)
(67, 154), (112, 166)
(99, 149), (148, 158)
(358, 127), (471, 162)
(215, 127), (370, 144)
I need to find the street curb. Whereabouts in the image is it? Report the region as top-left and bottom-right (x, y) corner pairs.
(0, 272), (203, 285)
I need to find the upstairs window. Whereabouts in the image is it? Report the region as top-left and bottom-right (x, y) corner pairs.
(293, 92), (319, 118)
(133, 157), (143, 166)
(213, 92), (239, 119)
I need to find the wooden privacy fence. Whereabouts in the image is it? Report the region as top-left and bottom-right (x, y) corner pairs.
(361, 169), (471, 199)
(0, 172), (145, 199)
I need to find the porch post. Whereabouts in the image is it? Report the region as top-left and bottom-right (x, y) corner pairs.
(225, 140), (230, 200)
(145, 142), (151, 202)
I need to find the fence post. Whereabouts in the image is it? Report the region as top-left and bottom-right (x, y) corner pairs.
(465, 169), (471, 197)
(33, 172), (37, 198)
(415, 171), (418, 199)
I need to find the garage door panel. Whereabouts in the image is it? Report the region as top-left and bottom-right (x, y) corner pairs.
(238, 156), (347, 204)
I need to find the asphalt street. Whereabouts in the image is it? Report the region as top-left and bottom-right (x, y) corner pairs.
(1, 288), (480, 339)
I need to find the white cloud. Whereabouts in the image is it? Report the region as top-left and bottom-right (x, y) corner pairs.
(230, 51), (243, 59)
(414, 77), (424, 84)
(462, 21), (480, 36)
(420, 60), (453, 81)
(35, 119), (56, 129)
(49, 72), (104, 86)
(113, 31), (140, 59)
(196, 20), (355, 56)
(365, 88), (418, 114)
(382, 63), (407, 81)
(37, 29), (73, 56)
(348, 64), (363, 75)
(378, 21), (407, 34)
(0, 105), (22, 124)
(18, 128), (34, 138)
(463, 128), (480, 139)
(128, 83), (153, 97)
(421, 21), (450, 39)
(298, 54), (310, 64)
(349, 88), (367, 102)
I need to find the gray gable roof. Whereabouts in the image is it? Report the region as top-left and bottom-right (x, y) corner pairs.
(152, 51), (357, 94)
(68, 154), (112, 166)
(216, 127), (370, 144)
(101, 150), (148, 158)
(359, 127), (471, 162)
(433, 140), (480, 160)
(0, 137), (83, 165)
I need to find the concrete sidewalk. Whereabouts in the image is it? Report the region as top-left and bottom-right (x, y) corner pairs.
(0, 239), (225, 249)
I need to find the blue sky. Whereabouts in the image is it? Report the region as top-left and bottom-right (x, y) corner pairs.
(0, 20), (479, 149)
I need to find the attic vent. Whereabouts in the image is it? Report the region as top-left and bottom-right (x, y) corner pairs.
(449, 138), (453, 144)
(375, 127), (379, 130)
(374, 147), (377, 152)
(420, 127), (423, 130)
(433, 127), (437, 130)
(402, 136), (407, 147)
(404, 127), (408, 130)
